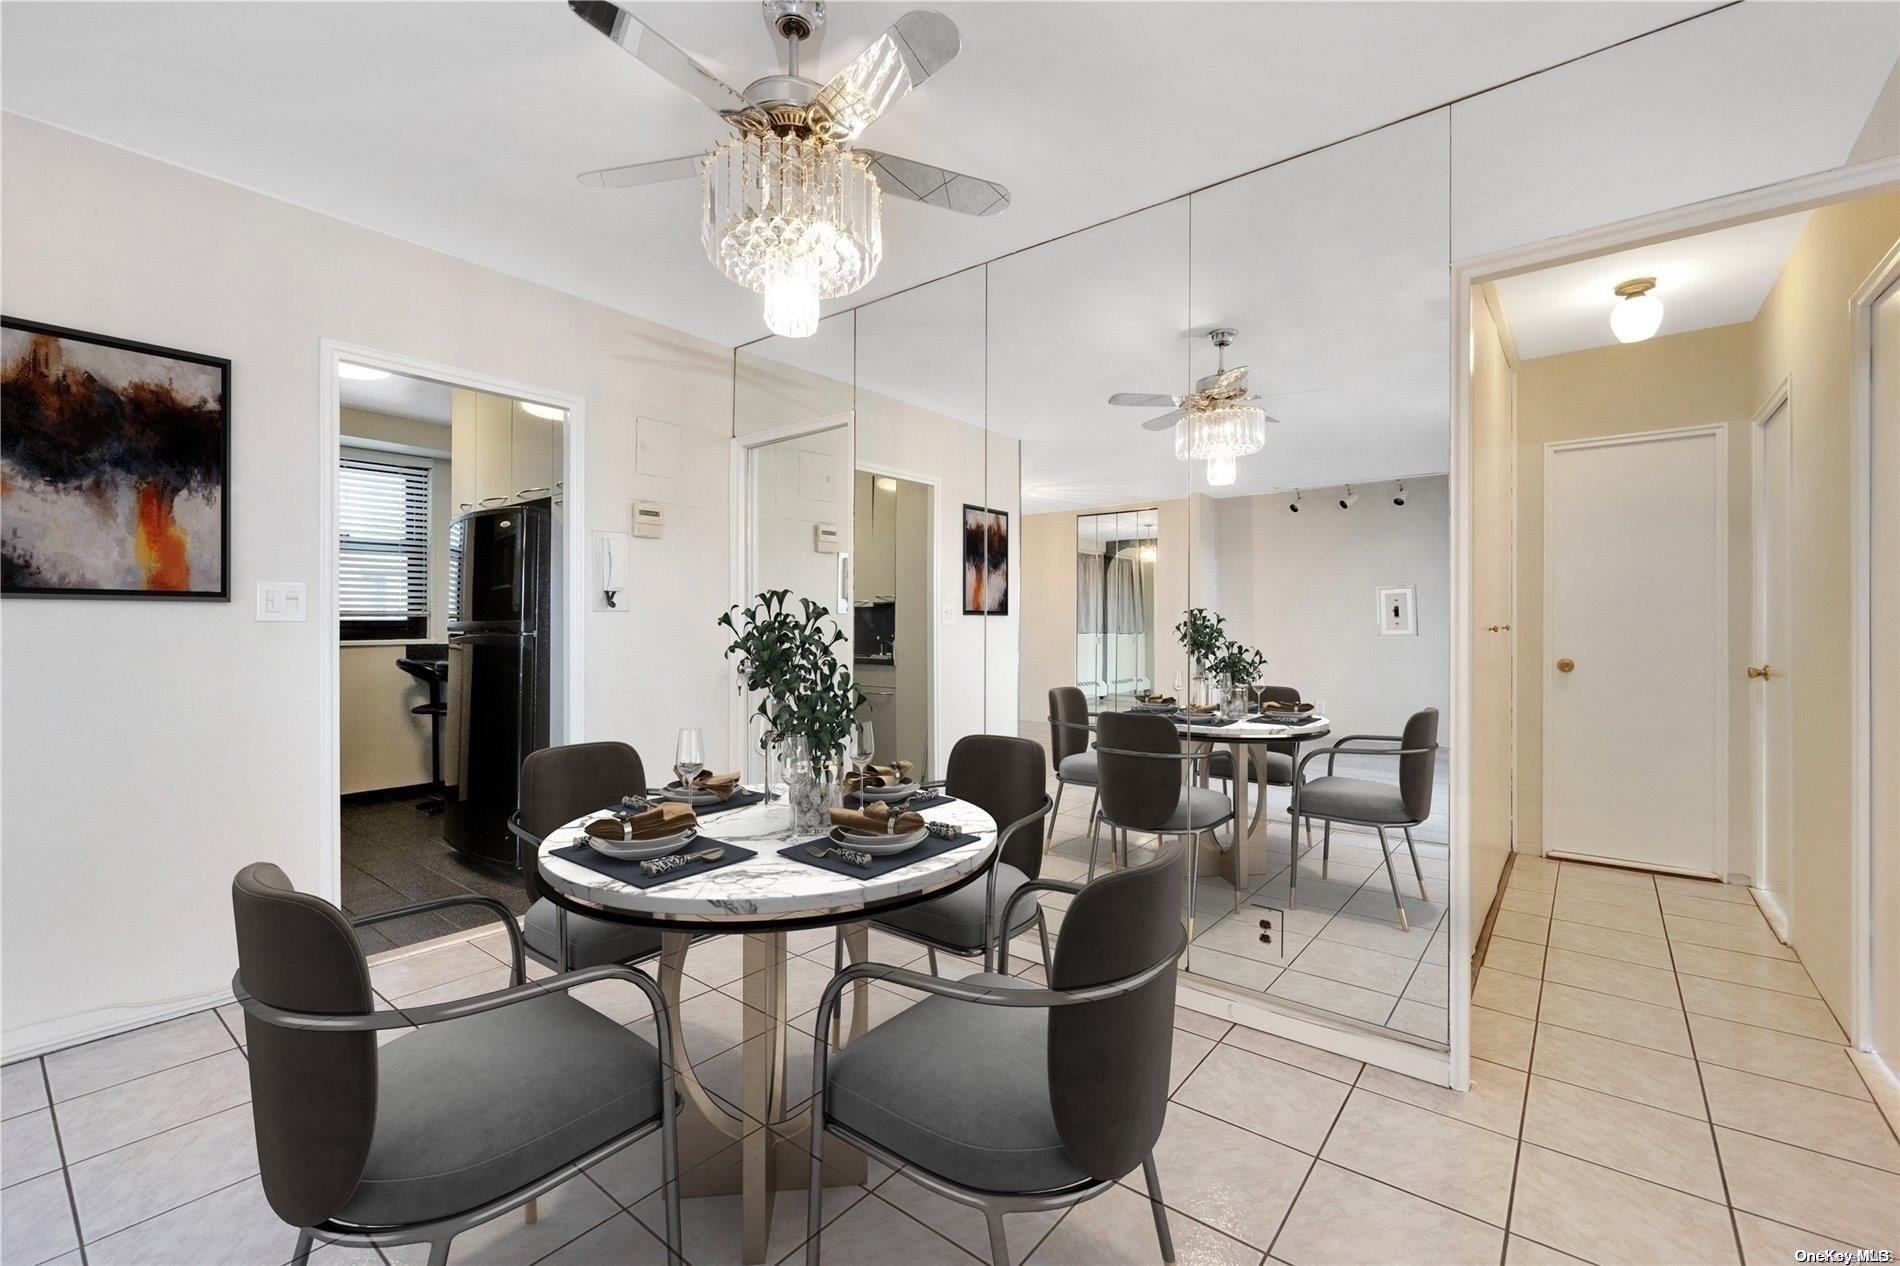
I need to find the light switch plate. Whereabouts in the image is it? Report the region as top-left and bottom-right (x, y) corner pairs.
(255, 581), (307, 621)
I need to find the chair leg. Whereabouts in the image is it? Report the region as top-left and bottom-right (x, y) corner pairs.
(1087, 788), (1100, 831)
(1321, 820), (1331, 878)
(984, 1208), (1011, 1266)
(1088, 813), (1105, 880)
(1036, 905), (1054, 978)
(1376, 826), (1410, 932)
(1143, 1153), (1177, 1264)
(289, 1231), (314, 1265)
(1050, 781), (1065, 838)
(661, 1038), (684, 1266)
(427, 1242), (451, 1266)
(1185, 831), (1200, 940)
(1403, 826), (1428, 900)
(927, 947), (940, 976)
(524, 1197), (539, 1224)
(805, 1088), (827, 1265)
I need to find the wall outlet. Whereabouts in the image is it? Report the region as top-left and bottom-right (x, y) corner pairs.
(255, 582), (307, 622)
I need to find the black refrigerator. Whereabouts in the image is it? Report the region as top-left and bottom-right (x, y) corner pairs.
(444, 499), (552, 867)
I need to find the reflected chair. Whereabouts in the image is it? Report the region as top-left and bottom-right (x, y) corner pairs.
(1091, 711), (1233, 933)
(1279, 707), (1440, 930)
(864, 734), (1054, 975)
(230, 863), (682, 1266)
(806, 843), (1188, 1266)
(509, 741), (662, 971)
(1206, 683), (1302, 837)
(1046, 686), (1099, 832)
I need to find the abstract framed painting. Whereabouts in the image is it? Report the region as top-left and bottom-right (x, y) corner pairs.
(962, 504), (1009, 615)
(1, 317), (230, 600)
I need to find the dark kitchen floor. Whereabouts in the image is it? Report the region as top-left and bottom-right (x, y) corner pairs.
(340, 794), (530, 952)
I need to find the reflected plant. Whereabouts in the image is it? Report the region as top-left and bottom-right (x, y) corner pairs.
(719, 589), (863, 761)
(1212, 640), (1266, 694)
(1175, 607), (1228, 674)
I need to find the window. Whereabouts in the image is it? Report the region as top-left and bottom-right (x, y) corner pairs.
(339, 455), (431, 640)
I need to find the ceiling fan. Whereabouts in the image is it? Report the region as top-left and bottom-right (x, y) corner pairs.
(1108, 328), (1279, 486)
(568, 0), (1011, 338)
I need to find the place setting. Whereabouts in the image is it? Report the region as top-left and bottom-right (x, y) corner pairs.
(781, 720), (978, 877)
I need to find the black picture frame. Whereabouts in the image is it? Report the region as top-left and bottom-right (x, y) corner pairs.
(1, 316), (231, 600)
(961, 503), (1009, 616)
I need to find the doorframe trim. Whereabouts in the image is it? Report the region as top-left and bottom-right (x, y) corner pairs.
(1847, 238), (1900, 1052)
(1451, 154), (1900, 1090)
(318, 340), (587, 906)
(1749, 376), (1795, 940)
(1538, 424), (1729, 881)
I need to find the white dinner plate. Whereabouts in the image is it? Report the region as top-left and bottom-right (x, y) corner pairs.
(587, 824), (697, 861)
(659, 784), (724, 806)
(830, 825), (928, 856)
(853, 780), (920, 803)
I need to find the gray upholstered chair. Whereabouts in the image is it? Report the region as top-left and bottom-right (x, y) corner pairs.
(1281, 707), (1440, 930)
(806, 843), (1188, 1266)
(1046, 686), (1099, 831)
(1206, 683), (1302, 836)
(1090, 712), (1233, 927)
(509, 741), (662, 971)
(866, 734), (1054, 975)
(229, 862), (681, 1266)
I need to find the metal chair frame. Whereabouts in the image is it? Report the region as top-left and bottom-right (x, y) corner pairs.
(1086, 740), (1232, 939)
(1273, 735), (1440, 930)
(805, 885), (1187, 1266)
(1047, 710), (1103, 848)
(510, 813), (673, 973)
(232, 894), (683, 1266)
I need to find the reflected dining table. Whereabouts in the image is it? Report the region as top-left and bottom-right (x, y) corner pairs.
(1086, 708), (1332, 898)
(535, 789), (1001, 1264)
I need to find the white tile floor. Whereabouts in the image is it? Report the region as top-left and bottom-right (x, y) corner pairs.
(3, 854), (1895, 1265)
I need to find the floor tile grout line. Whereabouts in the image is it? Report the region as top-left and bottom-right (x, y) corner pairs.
(1845, 1052), (1900, 1150)
(40, 1058), (90, 1266)
(61, 1099), (257, 1182)
(1658, 886), (1748, 1266)
(1262, 1060), (1364, 1260)
(1496, 905), (1550, 1263)
(74, 1172), (265, 1255)
(1704, 1118), (1900, 1176)
(47, 1042), (247, 1121)
(523, 1205), (636, 1266)
(39, 1010), (239, 1103)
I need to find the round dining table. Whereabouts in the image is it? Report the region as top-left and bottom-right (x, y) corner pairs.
(536, 790), (1001, 1265)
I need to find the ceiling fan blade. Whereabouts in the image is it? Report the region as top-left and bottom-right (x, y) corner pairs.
(1141, 410), (1188, 431)
(1108, 393), (1180, 408)
(809, 10), (960, 141)
(859, 151), (1008, 216)
(1193, 365), (1249, 395)
(568, 1), (748, 117)
(578, 154), (702, 189)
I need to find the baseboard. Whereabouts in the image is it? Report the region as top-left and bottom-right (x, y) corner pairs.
(1751, 888), (1793, 945)
(341, 782), (437, 804)
(1176, 974), (1452, 1086)
(1849, 1049), (1900, 1137)
(1471, 851), (1517, 984)
(2, 986), (236, 1064)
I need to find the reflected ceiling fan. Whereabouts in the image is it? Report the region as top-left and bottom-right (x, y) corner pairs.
(568, 0), (1010, 339)
(1109, 328), (1280, 486)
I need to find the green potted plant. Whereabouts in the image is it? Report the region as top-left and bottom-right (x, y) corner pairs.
(1174, 607), (1228, 706)
(719, 590), (864, 833)
(1210, 639), (1267, 718)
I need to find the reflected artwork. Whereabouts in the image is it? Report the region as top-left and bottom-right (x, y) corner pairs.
(1, 319), (230, 599)
(962, 504), (1009, 614)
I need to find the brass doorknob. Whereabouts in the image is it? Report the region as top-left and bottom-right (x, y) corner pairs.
(1487, 624), (1512, 633)
(1748, 664), (1775, 680)
(1556, 658), (1575, 673)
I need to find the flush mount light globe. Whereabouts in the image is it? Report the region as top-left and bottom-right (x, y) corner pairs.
(703, 133), (882, 339)
(519, 401), (566, 421)
(338, 363), (389, 381)
(1609, 276), (1664, 344)
(1204, 455), (1237, 486)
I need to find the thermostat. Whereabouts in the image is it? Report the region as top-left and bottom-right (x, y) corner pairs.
(814, 522), (840, 553)
(633, 501), (664, 539)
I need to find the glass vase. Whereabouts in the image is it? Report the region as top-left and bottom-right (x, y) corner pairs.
(783, 738), (839, 837)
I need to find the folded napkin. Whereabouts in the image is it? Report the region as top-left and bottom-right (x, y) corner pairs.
(1183, 703), (1218, 715)
(828, 803), (926, 835)
(1135, 694), (1176, 706)
(674, 770), (741, 800)
(586, 801), (696, 842)
(843, 760), (913, 792)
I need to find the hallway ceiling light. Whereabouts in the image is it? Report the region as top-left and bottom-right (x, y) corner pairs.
(519, 401), (566, 420)
(1609, 276), (1664, 343)
(1337, 485), (1359, 509)
(338, 363), (390, 381)
(568, 1), (1009, 340)
(1205, 455), (1236, 486)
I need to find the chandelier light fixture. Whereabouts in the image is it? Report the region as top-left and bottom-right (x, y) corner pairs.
(1174, 329), (1268, 467)
(1609, 276), (1664, 344)
(1204, 455), (1237, 486)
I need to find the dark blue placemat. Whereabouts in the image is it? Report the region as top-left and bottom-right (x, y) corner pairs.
(1178, 715), (1240, 728)
(650, 787), (768, 815)
(550, 838), (756, 888)
(842, 792), (953, 812)
(776, 832), (978, 880)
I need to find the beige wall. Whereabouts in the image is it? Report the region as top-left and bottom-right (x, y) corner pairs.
(1, 114), (735, 1057)
(1749, 192), (1900, 1020)
(1515, 323), (1757, 873)
(1468, 292), (1517, 949)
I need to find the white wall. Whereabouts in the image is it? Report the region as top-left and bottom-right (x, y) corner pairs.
(0, 114), (735, 1057)
(1211, 478), (1452, 744)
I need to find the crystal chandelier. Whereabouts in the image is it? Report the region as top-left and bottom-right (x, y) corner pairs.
(1174, 329), (1267, 466)
(703, 133), (882, 338)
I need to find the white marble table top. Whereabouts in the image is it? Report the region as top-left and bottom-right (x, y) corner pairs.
(1083, 711), (1334, 743)
(537, 791), (1000, 926)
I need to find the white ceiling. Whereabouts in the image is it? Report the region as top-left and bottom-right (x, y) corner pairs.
(339, 369), (453, 425)
(0, 1), (1717, 349)
(1493, 212), (1812, 360)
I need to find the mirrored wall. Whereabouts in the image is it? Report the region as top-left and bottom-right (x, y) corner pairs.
(733, 110), (1454, 1050)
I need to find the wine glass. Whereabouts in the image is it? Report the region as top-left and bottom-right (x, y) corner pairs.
(848, 719), (875, 805)
(673, 727), (704, 794)
(1170, 669), (1186, 703)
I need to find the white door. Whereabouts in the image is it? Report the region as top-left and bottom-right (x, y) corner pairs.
(1869, 272), (1900, 1065)
(1752, 392), (1794, 933)
(1544, 426), (1726, 875)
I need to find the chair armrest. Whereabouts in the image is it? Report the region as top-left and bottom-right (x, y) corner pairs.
(994, 877), (1082, 964)
(1092, 743), (1217, 768)
(232, 961), (671, 1046)
(1295, 739), (1440, 781)
(351, 895), (525, 985)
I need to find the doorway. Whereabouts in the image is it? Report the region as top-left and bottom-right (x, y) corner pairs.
(1542, 425), (1727, 876)
(853, 465), (935, 774)
(1752, 382), (1795, 936)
